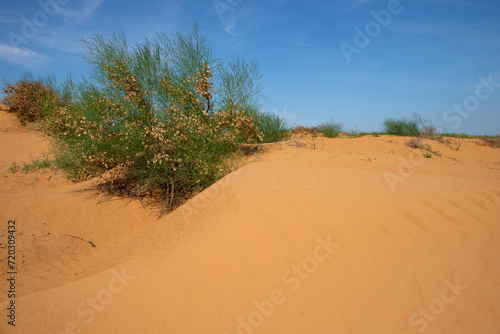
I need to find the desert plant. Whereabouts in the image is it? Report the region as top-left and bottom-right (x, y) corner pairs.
(44, 24), (264, 211)
(285, 133), (324, 149)
(9, 154), (56, 173)
(478, 135), (500, 149)
(1, 74), (61, 124)
(8, 163), (20, 173)
(253, 111), (290, 143)
(293, 125), (322, 135)
(420, 118), (440, 140)
(215, 56), (266, 114)
(320, 119), (344, 138)
(404, 137), (423, 149)
(382, 113), (421, 137)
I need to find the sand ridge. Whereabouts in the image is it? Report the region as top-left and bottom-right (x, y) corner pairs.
(0, 108), (499, 333)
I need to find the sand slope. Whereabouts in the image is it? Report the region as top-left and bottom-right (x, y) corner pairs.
(1, 108), (499, 334)
(0, 107), (156, 296)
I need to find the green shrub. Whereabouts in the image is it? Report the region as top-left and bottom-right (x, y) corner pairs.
(320, 119), (344, 138)
(254, 111), (289, 143)
(382, 113), (421, 136)
(45, 24), (264, 210)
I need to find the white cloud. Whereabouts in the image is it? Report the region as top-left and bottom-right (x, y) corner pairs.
(0, 43), (49, 67)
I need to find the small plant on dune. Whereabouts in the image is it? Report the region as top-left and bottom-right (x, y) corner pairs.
(8, 163), (20, 173)
(320, 119), (344, 138)
(382, 113), (421, 137)
(420, 118), (440, 140)
(423, 149), (432, 158)
(253, 111), (290, 143)
(1, 74), (61, 124)
(21, 154), (56, 172)
(404, 137), (423, 149)
(8, 155), (56, 173)
(285, 125), (324, 149)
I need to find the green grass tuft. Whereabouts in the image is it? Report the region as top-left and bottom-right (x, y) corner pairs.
(8, 154), (56, 173)
(320, 119), (344, 138)
(382, 113), (421, 136)
(254, 111), (290, 143)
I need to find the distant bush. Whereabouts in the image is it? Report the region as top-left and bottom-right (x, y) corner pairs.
(320, 119), (344, 138)
(478, 135), (500, 149)
(382, 113), (421, 136)
(1, 75), (60, 124)
(254, 111), (289, 143)
(293, 126), (322, 135)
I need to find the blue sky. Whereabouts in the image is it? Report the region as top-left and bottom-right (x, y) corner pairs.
(1, 0), (499, 134)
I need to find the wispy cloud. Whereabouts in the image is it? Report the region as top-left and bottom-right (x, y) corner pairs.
(214, 1), (263, 37)
(346, 0), (374, 11)
(60, 0), (104, 21)
(289, 30), (320, 47)
(224, 20), (237, 36)
(0, 9), (22, 24)
(0, 43), (49, 67)
(33, 26), (82, 54)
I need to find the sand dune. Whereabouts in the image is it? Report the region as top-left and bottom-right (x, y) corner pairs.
(1, 108), (499, 334)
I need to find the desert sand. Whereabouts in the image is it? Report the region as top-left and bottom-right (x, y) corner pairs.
(1, 105), (499, 334)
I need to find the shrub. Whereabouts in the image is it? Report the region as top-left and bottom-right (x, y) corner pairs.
(1, 74), (60, 124)
(320, 119), (344, 138)
(46, 24), (264, 210)
(404, 137), (423, 149)
(254, 111), (289, 143)
(382, 113), (421, 136)
(478, 135), (500, 149)
(420, 119), (439, 140)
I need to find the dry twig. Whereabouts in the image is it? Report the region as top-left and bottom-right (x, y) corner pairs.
(64, 234), (96, 248)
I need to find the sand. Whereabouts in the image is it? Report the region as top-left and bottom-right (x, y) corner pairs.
(0, 106), (499, 334)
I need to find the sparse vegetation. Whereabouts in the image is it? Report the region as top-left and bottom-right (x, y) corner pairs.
(3, 32), (499, 215)
(404, 137), (424, 149)
(477, 135), (500, 149)
(293, 125), (322, 135)
(382, 113), (421, 137)
(285, 132), (324, 150)
(320, 119), (344, 138)
(8, 155), (56, 173)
